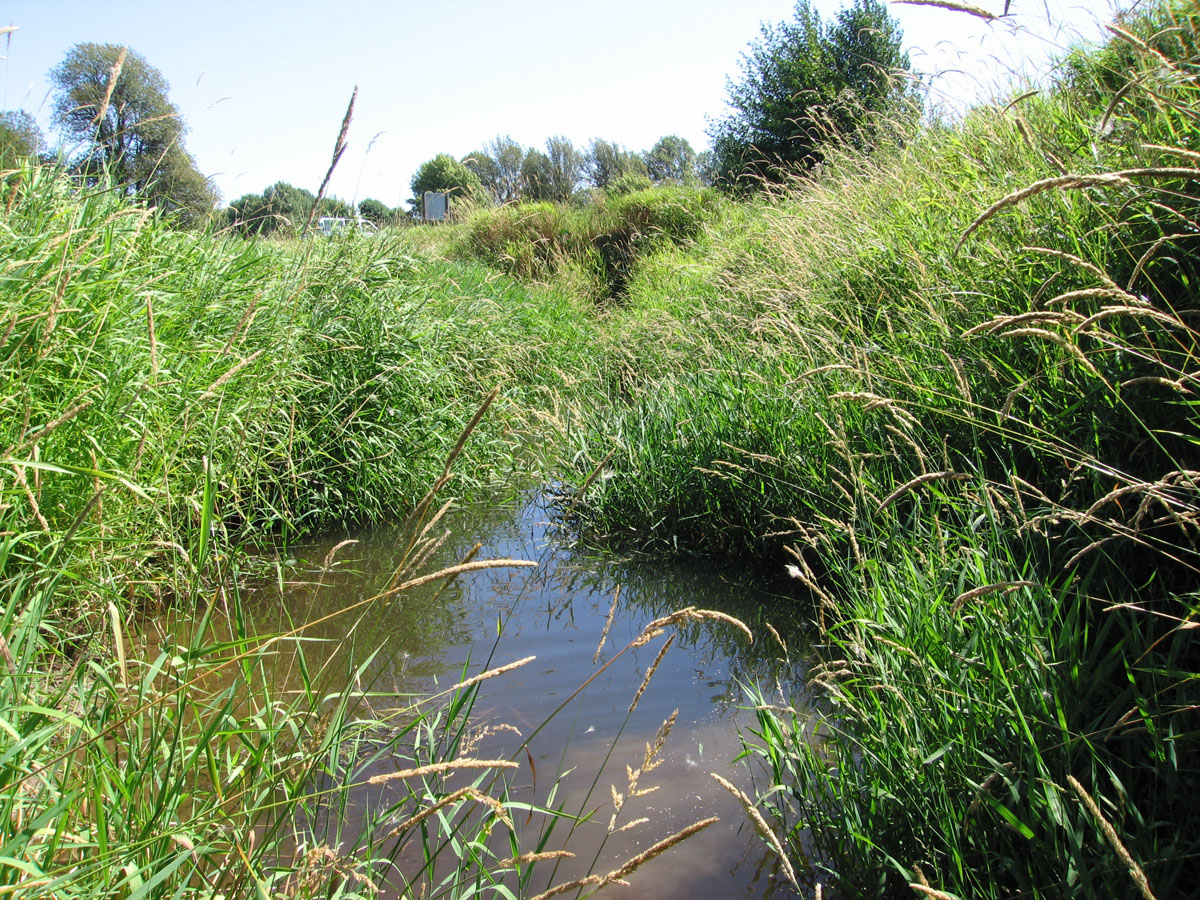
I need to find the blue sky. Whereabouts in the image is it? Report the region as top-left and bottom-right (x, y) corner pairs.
(3, 0), (1123, 209)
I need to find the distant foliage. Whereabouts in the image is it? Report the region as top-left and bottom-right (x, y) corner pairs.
(0, 111), (45, 166)
(461, 185), (722, 299)
(446, 134), (706, 205)
(644, 135), (697, 184)
(410, 153), (484, 212)
(463, 135), (524, 204)
(544, 135), (585, 201)
(586, 138), (647, 189)
(227, 181), (352, 236)
(357, 196), (396, 226)
(607, 171), (654, 195)
(49, 43), (217, 224)
(708, 0), (913, 189)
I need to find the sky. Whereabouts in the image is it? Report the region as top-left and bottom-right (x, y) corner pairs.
(2, 0), (1128, 210)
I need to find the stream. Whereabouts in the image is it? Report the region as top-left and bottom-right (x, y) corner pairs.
(214, 491), (818, 898)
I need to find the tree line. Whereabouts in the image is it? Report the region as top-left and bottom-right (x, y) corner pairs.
(409, 133), (706, 211)
(0, 0), (912, 232)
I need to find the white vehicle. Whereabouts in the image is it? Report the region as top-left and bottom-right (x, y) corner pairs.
(314, 216), (379, 237)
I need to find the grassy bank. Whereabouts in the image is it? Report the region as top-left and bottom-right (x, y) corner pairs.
(540, 3), (1200, 896)
(5, 0), (1200, 896)
(0, 167), (616, 897)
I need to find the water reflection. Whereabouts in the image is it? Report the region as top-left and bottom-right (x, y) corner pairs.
(235, 492), (816, 898)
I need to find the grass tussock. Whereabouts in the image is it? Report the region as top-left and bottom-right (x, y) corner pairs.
(457, 186), (725, 301)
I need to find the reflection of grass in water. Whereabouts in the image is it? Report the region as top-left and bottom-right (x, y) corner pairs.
(0, 394), (784, 898)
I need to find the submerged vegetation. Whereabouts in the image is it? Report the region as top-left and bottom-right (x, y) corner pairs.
(4, 0), (1200, 896)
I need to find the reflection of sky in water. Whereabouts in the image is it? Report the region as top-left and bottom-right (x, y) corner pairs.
(229, 492), (818, 898)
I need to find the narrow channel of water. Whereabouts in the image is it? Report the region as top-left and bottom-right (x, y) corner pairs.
(233, 492), (818, 898)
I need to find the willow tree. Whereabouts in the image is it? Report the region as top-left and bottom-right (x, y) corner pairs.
(708, 0), (913, 190)
(50, 43), (216, 224)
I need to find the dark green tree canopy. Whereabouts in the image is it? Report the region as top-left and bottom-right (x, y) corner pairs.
(357, 197), (394, 226)
(585, 139), (646, 189)
(708, 0), (912, 189)
(410, 153), (483, 206)
(0, 111), (46, 166)
(50, 43), (217, 223)
(644, 135), (697, 184)
(227, 181), (353, 236)
(519, 148), (555, 202)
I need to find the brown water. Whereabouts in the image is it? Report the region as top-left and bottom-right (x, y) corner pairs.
(228, 491), (817, 899)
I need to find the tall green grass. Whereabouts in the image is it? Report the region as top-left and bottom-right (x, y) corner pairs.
(0, 158), (766, 897)
(554, 1), (1200, 895)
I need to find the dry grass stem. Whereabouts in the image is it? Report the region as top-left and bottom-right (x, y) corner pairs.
(367, 758), (518, 785)
(1021, 247), (1120, 289)
(878, 471), (971, 510)
(644, 708), (678, 772)
(908, 885), (966, 900)
(303, 85), (357, 238)
(448, 655), (536, 693)
(197, 349), (265, 401)
(1051, 287), (1147, 309)
(1143, 142), (1200, 162)
(594, 585), (621, 664)
(378, 558), (537, 600)
(1127, 232), (1196, 290)
(962, 310), (1084, 337)
(383, 786), (513, 838)
(526, 875), (604, 900)
(13, 390), (97, 453)
(10, 464), (49, 532)
(569, 445), (617, 513)
(956, 174), (1132, 251)
(616, 817), (650, 833)
(641, 607), (754, 644)
(1107, 24), (1176, 69)
(145, 293), (157, 380)
(961, 167), (1200, 251)
(320, 539), (359, 575)
(893, 0), (997, 20)
(950, 581), (1037, 614)
(711, 772), (799, 889)
(996, 328), (1105, 380)
(628, 634), (675, 714)
(1067, 775), (1157, 900)
(765, 622), (788, 655)
(93, 47), (128, 128)
(496, 851), (575, 869)
(1074, 305), (1181, 333)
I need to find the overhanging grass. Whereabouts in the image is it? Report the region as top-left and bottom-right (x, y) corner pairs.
(550, 2), (1200, 895)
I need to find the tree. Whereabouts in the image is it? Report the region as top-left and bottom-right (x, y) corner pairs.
(227, 181), (354, 237)
(544, 136), (583, 202)
(520, 148), (555, 202)
(49, 43), (217, 223)
(410, 153), (483, 210)
(585, 139), (646, 189)
(0, 111), (45, 166)
(707, 0), (912, 189)
(464, 135), (525, 204)
(357, 197), (394, 226)
(644, 135), (697, 184)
